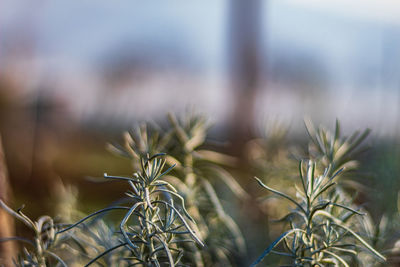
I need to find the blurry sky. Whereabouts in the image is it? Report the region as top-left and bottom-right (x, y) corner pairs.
(1, 0), (400, 135)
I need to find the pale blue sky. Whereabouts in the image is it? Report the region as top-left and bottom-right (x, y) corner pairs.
(2, 0), (399, 87)
(1, 1), (400, 132)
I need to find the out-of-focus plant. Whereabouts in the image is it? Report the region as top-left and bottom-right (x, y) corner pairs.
(246, 120), (296, 179)
(0, 200), (66, 267)
(304, 119), (370, 180)
(251, 160), (386, 266)
(51, 179), (130, 266)
(245, 120), (299, 221)
(166, 113), (247, 266)
(58, 153), (203, 266)
(108, 112), (247, 266)
(368, 192), (400, 266)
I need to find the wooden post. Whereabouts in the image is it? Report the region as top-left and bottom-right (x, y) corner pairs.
(0, 134), (16, 266)
(227, 0), (262, 155)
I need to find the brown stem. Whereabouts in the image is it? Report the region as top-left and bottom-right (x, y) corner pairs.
(0, 134), (17, 266)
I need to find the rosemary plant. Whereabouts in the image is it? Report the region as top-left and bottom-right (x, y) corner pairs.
(0, 200), (66, 267)
(108, 113), (247, 266)
(58, 153), (203, 266)
(304, 119), (370, 179)
(251, 160), (386, 266)
(304, 120), (393, 265)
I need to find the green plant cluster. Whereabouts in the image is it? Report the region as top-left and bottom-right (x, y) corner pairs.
(250, 120), (389, 266)
(0, 115), (392, 267)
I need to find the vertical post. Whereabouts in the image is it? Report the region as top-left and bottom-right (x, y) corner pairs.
(227, 0), (262, 154)
(0, 134), (16, 266)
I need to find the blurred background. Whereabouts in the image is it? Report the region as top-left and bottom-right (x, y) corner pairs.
(1, 0), (400, 264)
